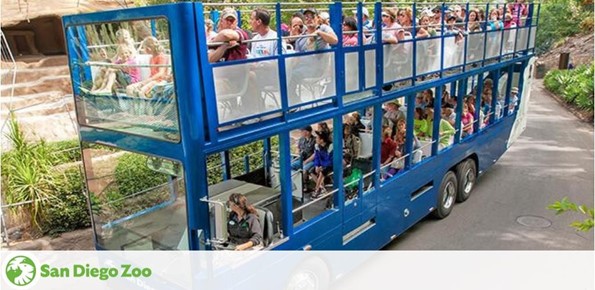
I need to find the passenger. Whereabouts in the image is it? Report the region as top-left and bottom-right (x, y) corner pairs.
(381, 8), (402, 44)
(317, 121), (332, 140)
(114, 29), (137, 61)
(353, 7), (373, 31)
(380, 126), (397, 166)
(319, 12), (330, 26)
(423, 108), (456, 147)
(126, 36), (169, 98)
(311, 131), (333, 198)
(423, 89), (435, 108)
(431, 6), (443, 27)
(441, 103), (457, 127)
(92, 45), (141, 94)
(383, 100), (405, 133)
(292, 125), (316, 174)
(465, 95), (476, 116)
(208, 7), (249, 63)
(227, 193), (263, 251)
(204, 19), (218, 41)
(342, 16), (359, 47)
(413, 107), (428, 137)
(397, 8), (414, 35)
(508, 87), (519, 113)
(467, 9), (482, 32)
(289, 7), (338, 105)
(244, 8), (284, 115)
(487, 9), (504, 30)
(342, 124), (358, 164)
(286, 13), (305, 47)
(511, 0), (528, 27)
(294, 8), (338, 52)
(461, 103), (475, 137)
(349, 112), (366, 135)
(416, 14), (435, 39)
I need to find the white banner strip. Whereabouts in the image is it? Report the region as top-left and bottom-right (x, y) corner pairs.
(1, 251), (593, 290)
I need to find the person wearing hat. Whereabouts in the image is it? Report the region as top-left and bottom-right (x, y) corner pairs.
(319, 11), (330, 26)
(208, 7), (250, 63)
(352, 7), (373, 31)
(508, 87), (519, 114)
(380, 8), (401, 44)
(383, 99), (406, 134)
(288, 7), (337, 105)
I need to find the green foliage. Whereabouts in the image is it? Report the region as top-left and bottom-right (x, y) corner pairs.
(113, 153), (169, 196)
(47, 139), (81, 166)
(1, 116), (59, 230)
(544, 63), (594, 111)
(548, 197), (594, 232)
(535, 0), (594, 55)
(42, 167), (91, 236)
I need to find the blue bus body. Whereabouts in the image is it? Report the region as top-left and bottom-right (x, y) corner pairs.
(62, 1), (538, 251)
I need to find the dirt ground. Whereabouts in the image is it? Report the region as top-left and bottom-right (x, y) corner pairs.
(537, 33), (594, 71)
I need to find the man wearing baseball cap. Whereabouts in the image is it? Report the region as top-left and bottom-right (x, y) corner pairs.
(208, 7), (250, 63)
(352, 7), (373, 30)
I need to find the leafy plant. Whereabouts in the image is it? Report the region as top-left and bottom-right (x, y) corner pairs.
(544, 63), (594, 112)
(1, 116), (60, 230)
(113, 153), (169, 196)
(548, 197), (594, 232)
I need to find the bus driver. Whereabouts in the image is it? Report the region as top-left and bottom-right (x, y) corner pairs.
(227, 193), (264, 251)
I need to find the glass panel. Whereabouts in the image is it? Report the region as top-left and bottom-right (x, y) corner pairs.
(206, 137), (285, 250)
(515, 27), (530, 52)
(529, 27), (537, 49)
(466, 32), (485, 64)
(365, 49), (376, 88)
(82, 143), (188, 250)
(285, 52), (336, 107)
(416, 37), (441, 75)
(503, 30), (516, 54)
(444, 36), (465, 69)
(290, 120), (336, 227)
(342, 109), (375, 202)
(380, 97), (409, 182)
(344, 52), (359, 93)
(383, 42), (412, 83)
(69, 18), (179, 142)
(213, 60), (281, 123)
(485, 30), (503, 59)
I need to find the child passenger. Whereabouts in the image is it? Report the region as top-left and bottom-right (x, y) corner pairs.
(92, 45), (140, 94)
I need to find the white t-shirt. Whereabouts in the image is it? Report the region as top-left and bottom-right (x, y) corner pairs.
(250, 29), (280, 58)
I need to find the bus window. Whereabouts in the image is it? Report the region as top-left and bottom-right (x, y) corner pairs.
(70, 18), (179, 142)
(343, 109), (375, 201)
(290, 119), (337, 227)
(81, 143), (188, 250)
(286, 52), (336, 110)
(205, 137), (285, 249)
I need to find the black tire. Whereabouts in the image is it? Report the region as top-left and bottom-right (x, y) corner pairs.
(456, 159), (477, 202)
(432, 171), (458, 219)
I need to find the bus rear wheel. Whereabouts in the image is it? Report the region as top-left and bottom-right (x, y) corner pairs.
(432, 171), (458, 219)
(456, 159), (477, 203)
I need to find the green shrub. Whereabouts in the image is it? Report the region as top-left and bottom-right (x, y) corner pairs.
(114, 153), (169, 196)
(47, 139), (81, 166)
(544, 63), (594, 111)
(41, 167), (91, 236)
(535, 1), (593, 55)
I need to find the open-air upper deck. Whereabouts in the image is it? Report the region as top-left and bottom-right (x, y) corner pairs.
(63, 1), (538, 152)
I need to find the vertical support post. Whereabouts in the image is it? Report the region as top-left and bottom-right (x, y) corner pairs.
(411, 2), (417, 84)
(474, 74), (483, 132)
(278, 133), (293, 236)
(275, 3), (289, 118)
(432, 85), (443, 155)
(356, 2), (366, 91)
(372, 103), (382, 188)
(405, 93), (415, 169)
(504, 64), (514, 117)
(499, 4), (507, 60)
(333, 116), (344, 208)
(331, 2), (344, 108)
(462, 2), (470, 72)
(455, 78), (466, 143)
(439, 3), (446, 79)
(374, 2), (383, 96)
(221, 151), (231, 181)
(491, 68), (500, 124)
(150, 19), (157, 37)
(481, 3), (490, 66)
(210, 10), (220, 32)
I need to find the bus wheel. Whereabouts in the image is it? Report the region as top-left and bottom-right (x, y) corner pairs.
(433, 171), (458, 219)
(456, 159), (477, 203)
(286, 257), (329, 290)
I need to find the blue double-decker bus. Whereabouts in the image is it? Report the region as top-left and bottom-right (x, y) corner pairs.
(63, 1), (539, 251)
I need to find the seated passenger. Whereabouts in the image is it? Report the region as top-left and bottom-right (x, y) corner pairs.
(508, 87), (519, 113)
(461, 103), (475, 137)
(114, 28), (137, 62)
(413, 107), (429, 137)
(292, 125), (316, 173)
(286, 13), (305, 48)
(126, 36), (169, 98)
(310, 131), (333, 198)
(342, 124), (358, 165)
(92, 45), (141, 94)
(441, 103), (456, 127)
(317, 121), (332, 140)
(424, 108), (456, 147)
(208, 7), (249, 63)
(380, 126), (397, 166)
(227, 193), (263, 251)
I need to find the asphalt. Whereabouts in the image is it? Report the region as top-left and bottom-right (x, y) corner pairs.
(385, 79), (594, 250)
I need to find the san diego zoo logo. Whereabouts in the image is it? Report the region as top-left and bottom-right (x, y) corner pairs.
(5, 255), (37, 287)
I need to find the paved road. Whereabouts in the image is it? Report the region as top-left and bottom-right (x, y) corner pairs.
(385, 80), (594, 250)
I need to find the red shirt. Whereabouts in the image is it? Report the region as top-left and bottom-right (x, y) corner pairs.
(381, 137), (397, 164)
(222, 28), (249, 61)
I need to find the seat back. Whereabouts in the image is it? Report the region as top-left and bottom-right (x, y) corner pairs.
(357, 132), (373, 159)
(254, 206), (274, 247)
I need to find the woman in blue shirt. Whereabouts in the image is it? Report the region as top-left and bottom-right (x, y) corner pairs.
(311, 131), (333, 198)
